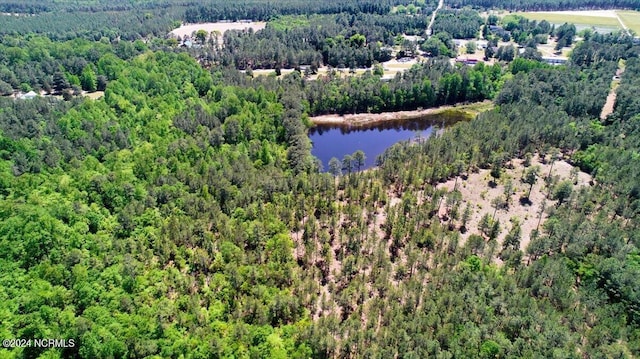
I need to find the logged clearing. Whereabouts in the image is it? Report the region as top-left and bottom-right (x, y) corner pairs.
(250, 58), (419, 80)
(84, 91), (104, 100)
(601, 60), (625, 119)
(437, 154), (592, 252)
(250, 67), (373, 80)
(170, 21), (266, 38)
(536, 37), (573, 57)
(292, 152), (592, 320)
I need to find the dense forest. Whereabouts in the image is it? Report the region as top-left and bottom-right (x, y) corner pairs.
(0, 0), (183, 41)
(0, 0), (182, 13)
(211, 13), (430, 70)
(184, 0), (432, 22)
(205, 50), (501, 115)
(0, 35), (151, 96)
(0, 50), (315, 358)
(432, 9), (483, 39)
(1, 0), (640, 358)
(448, 0), (640, 11)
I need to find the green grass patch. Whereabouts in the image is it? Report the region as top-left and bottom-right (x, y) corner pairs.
(616, 11), (640, 34)
(431, 101), (494, 121)
(456, 101), (494, 116)
(515, 12), (621, 29)
(268, 15), (311, 31)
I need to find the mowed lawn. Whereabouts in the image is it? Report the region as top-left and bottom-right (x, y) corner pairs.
(515, 11), (621, 29)
(617, 11), (640, 33)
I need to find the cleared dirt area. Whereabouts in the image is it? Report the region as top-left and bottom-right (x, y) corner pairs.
(437, 154), (592, 252)
(251, 66), (388, 80)
(249, 57), (419, 80)
(84, 91), (104, 100)
(601, 61), (625, 119)
(292, 153), (592, 322)
(535, 37), (574, 57)
(453, 41), (498, 64)
(169, 21), (266, 39)
(601, 85), (619, 119)
(310, 101), (491, 126)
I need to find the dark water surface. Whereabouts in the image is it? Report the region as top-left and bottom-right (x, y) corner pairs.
(310, 111), (469, 171)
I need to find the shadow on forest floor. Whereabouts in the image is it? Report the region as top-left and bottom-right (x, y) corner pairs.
(519, 196), (532, 206)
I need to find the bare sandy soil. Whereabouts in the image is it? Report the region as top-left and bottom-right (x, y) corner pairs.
(383, 58), (419, 67)
(310, 101), (490, 126)
(292, 154), (592, 322)
(311, 106), (457, 125)
(169, 21), (266, 39)
(84, 91), (104, 100)
(436, 154), (592, 252)
(12, 90), (104, 101)
(536, 37), (573, 57)
(250, 57), (419, 80)
(601, 60), (625, 119)
(601, 77), (622, 119)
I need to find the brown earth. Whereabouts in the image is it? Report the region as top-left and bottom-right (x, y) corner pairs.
(436, 154), (592, 252)
(601, 62), (625, 119)
(310, 101), (492, 126)
(169, 21), (266, 39)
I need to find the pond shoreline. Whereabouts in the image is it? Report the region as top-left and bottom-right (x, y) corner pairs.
(309, 101), (492, 126)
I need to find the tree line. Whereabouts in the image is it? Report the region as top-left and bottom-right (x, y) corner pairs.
(211, 57), (501, 115)
(432, 9), (483, 39)
(184, 0), (429, 22)
(1, 50), (316, 358)
(285, 44), (639, 356)
(448, 0), (640, 11)
(0, 0), (183, 41)
(303, 59), (501, 114)
(1, 4), (639, 359)
(199, 13), (430, 70)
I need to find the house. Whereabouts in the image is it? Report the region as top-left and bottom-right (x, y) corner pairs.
(542, 56), (568, 65)
(18, 91), (37, 100)
(488, 25), (511, 38)
(455, 57), (479, 66)
(453, 39), (465, 47)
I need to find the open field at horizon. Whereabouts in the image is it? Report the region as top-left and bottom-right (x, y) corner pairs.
(516, 10), (640, 34)
(515, 10), (622, 29)
(617, 10), (640, 33)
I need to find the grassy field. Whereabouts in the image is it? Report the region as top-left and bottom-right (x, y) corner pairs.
(617, 11), (640, 34)
(268, 15), (311, 31)
(515, 11), (621, 29)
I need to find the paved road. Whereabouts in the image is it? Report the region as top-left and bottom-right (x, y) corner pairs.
(426, 0), (444, 38)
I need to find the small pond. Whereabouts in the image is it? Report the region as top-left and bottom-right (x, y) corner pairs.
(310, 110), (470, 171)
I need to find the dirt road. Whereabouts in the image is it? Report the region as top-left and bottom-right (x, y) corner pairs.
(427, 0), (444, 37)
